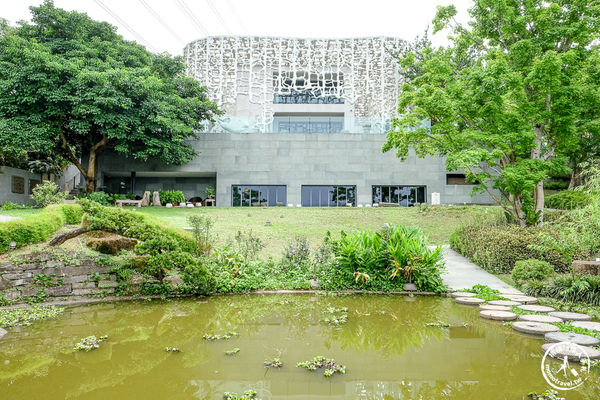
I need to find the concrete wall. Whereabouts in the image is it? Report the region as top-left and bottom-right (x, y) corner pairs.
(0, 166), (41, 205)
(96, 133), (495, 207)
(57, 164), (82, 193)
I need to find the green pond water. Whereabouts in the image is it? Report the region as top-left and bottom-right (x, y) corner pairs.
(1, 294), (599, 399)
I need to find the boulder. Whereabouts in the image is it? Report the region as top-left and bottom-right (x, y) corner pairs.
(152, 191), (161, 206)
(403, 283), (417, 291)
(164, 274), (184, 289)
(87, 235), (138, 255)
(141, 191), (151, 207)
(572, 260), (600, 275)
(309, 279), (320, 289)
(0, 277), (10, 290)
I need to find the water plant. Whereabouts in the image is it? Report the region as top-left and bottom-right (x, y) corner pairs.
(225, 348), (240, 356)
(527, 389), (565, 400)
(203, 331), (238, 340)
(459, 284), (508, 302)
(165, 347), (181, 352)
(74, 335), (108, 351)
(223, 390), (261, 400)
(322, 307), (348, 326)
(264, 357), (283, 368)
(0, 305), (64, 328)
(296, 356), (346, 377)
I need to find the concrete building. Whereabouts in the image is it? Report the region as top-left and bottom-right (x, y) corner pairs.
(96, 36), (494, 207)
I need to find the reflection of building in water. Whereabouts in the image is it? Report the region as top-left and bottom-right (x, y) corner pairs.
(95, 36), (495, 207)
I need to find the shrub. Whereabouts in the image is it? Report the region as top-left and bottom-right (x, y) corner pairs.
(180, 263), (216, 295)
(188, 214), (215, 254)
(511, 259), (554, 284)
(0, 208), (65, 252)
(145, 251), (196, 280)
(522, 275), (600, 306)
(545, 190), (591, 209)
(1, 202), (30, 210)
(31, 181), (66, 207)
(544, 181), (569, 191)
(158, 190), (185, 204)
(85, 191), (112, 206)
(282, 236), (310, 269)
(55, 204), (83, 224)
(135, 236), (181, 256)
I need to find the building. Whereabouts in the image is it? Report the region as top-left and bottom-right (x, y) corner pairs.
(96, 36), (494, 207)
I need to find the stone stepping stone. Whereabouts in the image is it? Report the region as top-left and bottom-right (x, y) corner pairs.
(454, 297), (485, 305)
(450, 292), (476, 298)
(519, 314), (563, 323)
(548, 312), (592, 322)
(512, 321), (560, 336)
(480, 304), (512, 312)
(488, 300), (522, 307)
(545, 331), (600, 347)
(517, 305), (555, 313)
(542, 342), (600, 361)
(501, 295), (538, 304)
(572, 321), (600, 332)
(480, 310), (517, 321)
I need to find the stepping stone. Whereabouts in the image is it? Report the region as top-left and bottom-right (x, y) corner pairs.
(542, 342), (600, 361)
(519, 314), (563, 323)
(545, 331), (600, 347)
(480, 304), (512, 312)
(548, 312), (592, 322)
(454, 297), (485, 305)
(512, 321), (560, 336)
(451, 292), (476, 298)
(517, 305), (555, 313)
(572, 321), (600, 332)
(488, 300), (522, 307)
(501, 295), (538, 304)
(480, 310), (517, 321)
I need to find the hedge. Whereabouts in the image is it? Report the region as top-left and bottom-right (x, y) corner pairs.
(449, 220), (590, 274)
(0, 204), (83, 253)
(545, 190), (591, 209)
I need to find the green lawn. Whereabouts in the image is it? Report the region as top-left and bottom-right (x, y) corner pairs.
(137, 205), (501, 256)
(0, 208), (43, 218)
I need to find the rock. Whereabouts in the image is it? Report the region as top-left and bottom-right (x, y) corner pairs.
(186, 203), (194, 208)
(0, 277), (10, 290)
(501, 294), (538, 304)
(548, 312), (592, 322)
(488, 300), (522, 306)
(403, 283), (417, 291)
(166, 203), (173, 208)
(519, 314), (563, 323)
(87, 235), (138, 255)
(545, 331), (600, 347)
(517, 305), (555, 313)
(480, 310), (518, 321)
(265, 220), (272, 226)
(0, 327), (7, 340)
(164, 274), (184, 288)
(141, 191), (151, 207)
(309, 279), (320, 289)
(572, 260), (600, 275)
(152, 191), (161, 206)
(542, 342), (600, 361)
(571, 321), (600, 332)
(454, 297), (485, 305)
(479, 304), (512, 311)
(512, 321), (560, 336)
(451, 292), (476, 298)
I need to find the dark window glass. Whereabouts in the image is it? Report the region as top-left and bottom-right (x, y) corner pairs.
(232, 185), (286, 207)
(446, 173), (478, 185)
(372, 185), (427, 207)
(301, 185), (356, 207)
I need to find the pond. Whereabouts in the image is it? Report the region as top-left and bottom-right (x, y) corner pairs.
(1, 294), (598, 399)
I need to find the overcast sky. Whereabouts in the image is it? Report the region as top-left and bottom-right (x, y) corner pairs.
(2, 0), (474, 55)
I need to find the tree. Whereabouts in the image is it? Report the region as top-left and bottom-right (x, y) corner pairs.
(383, 0), (600, 226)
(0, 1), (220, 192)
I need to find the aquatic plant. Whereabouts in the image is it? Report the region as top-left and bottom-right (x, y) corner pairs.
(527, 389), (565, 400)
(73, 335), (108, 351)
(223, 389), (261, 400)
(458, 284), (508, 302)
(322, 307), (348, 326)
(225, 348), (240, 356)
(203, 331), (238, 340)
(0, 305), (65, 328)
(296, 356), (346, 377)
(264, 357), (283, 368)
(165, 347), (181, 352)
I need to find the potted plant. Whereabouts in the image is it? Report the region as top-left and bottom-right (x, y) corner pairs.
(205, 186), (215, 199)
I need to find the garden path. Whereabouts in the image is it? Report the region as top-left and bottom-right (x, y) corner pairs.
(440, 246), (522, 294)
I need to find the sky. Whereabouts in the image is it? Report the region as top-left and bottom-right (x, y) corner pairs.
(1, 0), (474, 55)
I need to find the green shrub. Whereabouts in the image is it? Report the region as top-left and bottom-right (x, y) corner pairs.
(180, 263), (216, 295)
(544, 181), (569, 191)
(0, 208), (65, 252)
(55, 204), (83, 224)
(85, 191), (112, 206)
(282, 236), (311, 268)
(1, 202), (31, 210)
(511, 259), (554, 284)
(522, 275), (600, 306)
(145, 251), (195, 280)
(158, 190), (185, 204)
(188, 214), (216, 255)
(31, 181), (66, 207)
(135, 236), (181, 256)
(545, 190), (591, 209)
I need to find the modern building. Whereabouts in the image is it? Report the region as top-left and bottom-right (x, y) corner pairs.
(96, 36), (494, 207)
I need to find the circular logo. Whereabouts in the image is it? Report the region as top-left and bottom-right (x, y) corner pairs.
(541, 341), (591, 391)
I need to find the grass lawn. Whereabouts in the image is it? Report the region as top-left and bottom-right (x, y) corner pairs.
(0, 208), (43, 218)
(137, 205), (501, 256)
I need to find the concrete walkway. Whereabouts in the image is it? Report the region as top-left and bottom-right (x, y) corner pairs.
(0, 214), (19, 223)
(441, 246), (522, 294)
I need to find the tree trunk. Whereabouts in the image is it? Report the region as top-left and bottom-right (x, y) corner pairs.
(85, 148), (99, 193)
(533, 181), (544, 224)
(49, 227), (88, 246)
(568, 166), (580, 190)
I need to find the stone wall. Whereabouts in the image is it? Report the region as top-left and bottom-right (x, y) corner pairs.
(0, 251), (118, 304)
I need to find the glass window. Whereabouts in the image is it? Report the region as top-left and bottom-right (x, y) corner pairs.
(301, 185), (356, 207)
(232, 185), (286, 207)
(372, 185), (427, 207)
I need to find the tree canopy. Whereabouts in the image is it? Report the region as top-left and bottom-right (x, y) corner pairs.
(0, 0), (220, 192)
(383, 0), (600, 226)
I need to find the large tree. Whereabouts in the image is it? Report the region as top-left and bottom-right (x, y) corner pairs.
(383, 0), (600, 226)
(0, 1), (219, 192)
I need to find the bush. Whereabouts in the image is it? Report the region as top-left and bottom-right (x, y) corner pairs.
(522, 275), (600, 306)
(135, 236), (181, 256)
(85, 191), (112, 206)
(0, 209), (64, 252)
(55, 204), (83, 224)
(544, 181), (569, 191)
(1, 202), (30, 210)
(282, 236), (311, 268)
(545, 190), (591, 209)
(511, 259), (555, 284)
(180, 263), (216, 295)
(158, 190), (185, 205)
(188, 214), (216, 255)
(145, 251), (195, 280)
(31, 181), (66, 207)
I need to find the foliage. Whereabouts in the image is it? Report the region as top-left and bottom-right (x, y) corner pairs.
(204, 186), (215, 197)
(296, 356), (346, 377)
(73, 335), (108, 351)
(84, 191), (112, 206)
(554, 322), (600, 341)
(0, 305), (64, 328)
(180, 262), (216, 295)
(0, 207), (64, 253)
(159, 190), (186, 205)
(202, 331), (238, 340)
(511, 259), (554, 284)
(460, 284), (506, 302)
(30, 181), (66, 207)
(319, 225), (446, 292)
(135, 236), (182, 256)
(223, 390), (261, 400)
(522, 275), (600, 306)
(545, 190), (591, 210)
(228, 230), (265, 260)
(282, 236), (310, 269)
(543, 181), (569, 191)
(537, 298), (600, 321)
(187, 214), (215, 255)
(322, 307), (348, 326)
(56, 203), (84, 224)
(528, 389), (565, 400)
(225, 348), (240, 356)
(264, 358), (283, 368)
(1, 202), (31, 210)
(145, 251), (196, 281)
(165, 347), (181, 353)
(383, 0), (600, 226)
(0, 1), (220, 192)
